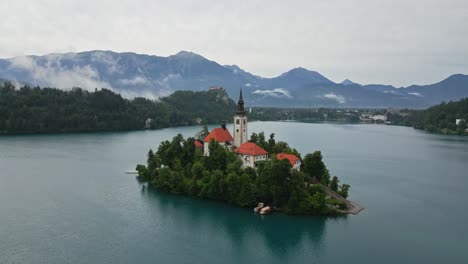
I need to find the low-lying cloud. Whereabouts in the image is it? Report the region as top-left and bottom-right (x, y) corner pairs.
(118, 76), (150, 85)
(252, 88), (292, 98)
(5, 54), (186, 99)
(8, 56), (113, 91)
(408, 92), (423, 97)
(323, 93), (346, 104)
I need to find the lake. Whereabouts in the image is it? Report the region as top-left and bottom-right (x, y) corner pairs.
(1, 122), (467, 263)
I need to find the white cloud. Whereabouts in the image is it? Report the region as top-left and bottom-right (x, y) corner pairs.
(252, 88), (292, 98)
(119, 90), (159, 100)
(8, 56), (113, 91)
(119, 76), (150, 85)
(9, 56), (35, 69)
(156, 73), (180, 91)
(323, 93), (346, 104)
(1, 0), (467, 87)
(90, 51), (121, 73)
(244, 83), (252, 87)
(408, 92), (423, 97)
(7, 54), (185, 99)
(117, 74), (181, 99)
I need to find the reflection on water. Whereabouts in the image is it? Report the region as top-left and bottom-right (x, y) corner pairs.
(1, 122), (467, 263)
(142, 186), (337, 259)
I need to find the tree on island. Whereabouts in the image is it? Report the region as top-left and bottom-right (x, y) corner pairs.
(303, 151), (331, 185)
(249, 132), (300, 157)
(338, 184), (350, 199)
(195, 124), (209, 141)
(330, 176), (339, 192)
(136, 132), (351, 216)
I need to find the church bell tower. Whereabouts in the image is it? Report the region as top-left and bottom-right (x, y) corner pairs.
(233, 89), (248, 147)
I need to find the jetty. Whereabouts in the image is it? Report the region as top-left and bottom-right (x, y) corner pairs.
(346, 200), (364, 215)
(322, 184), (364, 214)
(125, 171), (138, 174)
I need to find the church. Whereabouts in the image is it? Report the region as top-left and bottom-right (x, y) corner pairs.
(200, 89), (300, 170)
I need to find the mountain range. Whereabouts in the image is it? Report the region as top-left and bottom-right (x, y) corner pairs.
(1, 50), (467, 108)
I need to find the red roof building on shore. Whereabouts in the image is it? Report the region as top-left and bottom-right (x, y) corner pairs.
(234, 142), (268, 156)
(276, 153), (301, 170)
(209, 86), (225, 91)
(202, 122), (234, 156)
(203, 127), (234, 143)
(194, 140), (203, 148)
(234, 142), (268, 168)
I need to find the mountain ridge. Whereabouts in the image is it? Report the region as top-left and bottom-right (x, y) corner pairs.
(1, 50), (467, 108)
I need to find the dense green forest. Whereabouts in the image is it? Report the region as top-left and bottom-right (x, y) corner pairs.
(136, 132), (351, 215)
(388, 98), (468, 135)
(249, 107), (360, 122)
(4, 81), (465, 136)
(0, 82), (235, 134)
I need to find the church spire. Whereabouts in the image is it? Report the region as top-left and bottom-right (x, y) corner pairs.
(233, 88), (248, 147)
(236, 88), (245, 115)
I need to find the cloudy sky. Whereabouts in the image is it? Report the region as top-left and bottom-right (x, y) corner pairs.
(1, 0), (467, 86)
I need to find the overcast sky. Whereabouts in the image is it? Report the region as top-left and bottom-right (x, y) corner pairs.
(1, 0), (467, 87)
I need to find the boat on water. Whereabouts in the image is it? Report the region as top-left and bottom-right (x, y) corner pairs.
(254, 202), (264, 213)
(260, 206), (271, 215)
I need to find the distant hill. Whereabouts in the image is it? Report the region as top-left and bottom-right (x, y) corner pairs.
(0, 82), (235, 134)
(388, 98), (468, 135)
(1, 50), (468, 108)
(341, 79), (360, 86)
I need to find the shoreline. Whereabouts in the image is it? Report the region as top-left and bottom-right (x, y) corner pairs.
(2, 121), (466, 138)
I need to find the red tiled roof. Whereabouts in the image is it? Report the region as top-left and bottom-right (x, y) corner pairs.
(194, 140), (203, 148)
(276, 153), (300, 166)
(203, 128), (234, 143)
(234, 142), (268, 156)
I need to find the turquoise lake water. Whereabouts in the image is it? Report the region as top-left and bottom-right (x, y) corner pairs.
(1, 122), (467, 263)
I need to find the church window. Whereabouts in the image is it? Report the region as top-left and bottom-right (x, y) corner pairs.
(236, 120), (240, 124)
(236, 129), (239, 132)
(243, 119), (246, 124)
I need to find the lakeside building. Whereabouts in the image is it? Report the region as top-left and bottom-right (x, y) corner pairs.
(234, 142), (268, 168)
(203, 121), (233, 156)
(209, 86), (225, 91)
(360, 114), (387, 122)
(233, 89), (248, 147)
(200, 90), (302, 169)
(194, 140), (203, 150)
(276, 153), (301, 171)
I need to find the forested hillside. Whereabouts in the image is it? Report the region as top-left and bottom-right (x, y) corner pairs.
(388, 98), (468, 135)
(0, 82), (235, 134)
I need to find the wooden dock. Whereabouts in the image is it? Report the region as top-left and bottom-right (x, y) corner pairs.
(346, 200), (364, 215)
(320, 184), (365, 215)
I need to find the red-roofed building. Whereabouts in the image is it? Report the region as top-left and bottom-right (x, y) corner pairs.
(194, 140), (203, 149)
(276, 153), (301, 170)
(202, 121), (234, 156)
(203, 128), (234, 143)
(209, 86), (225, 91)
(234, 142), (268, 168)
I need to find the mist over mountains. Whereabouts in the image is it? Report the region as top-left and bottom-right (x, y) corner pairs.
(1, 50), (467, 108)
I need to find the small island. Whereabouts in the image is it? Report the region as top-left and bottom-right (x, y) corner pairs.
(136, 90), (362, 216)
